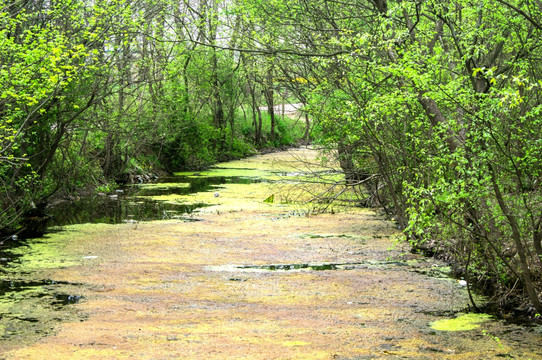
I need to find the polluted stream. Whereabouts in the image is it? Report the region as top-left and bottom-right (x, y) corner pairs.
(1, 148), (541, 359)
(0, 167), (268, 348)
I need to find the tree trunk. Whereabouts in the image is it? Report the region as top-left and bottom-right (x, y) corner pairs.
(248, 81), (261, 145)
(265, 62), (275, 141)
(303, 112), (310, 142)
(489, 163), (542, 313)
(337, 141), (361, 184)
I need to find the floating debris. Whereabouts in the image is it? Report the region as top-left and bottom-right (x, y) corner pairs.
(53, 294), (82, 305)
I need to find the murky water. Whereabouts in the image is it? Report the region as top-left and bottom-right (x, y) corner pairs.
(0, 276), (85, 345)
(48, 174), (263, 226)
(0, 231), (87, 347)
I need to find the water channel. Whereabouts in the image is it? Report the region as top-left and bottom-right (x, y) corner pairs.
(1, 149), (541, 358)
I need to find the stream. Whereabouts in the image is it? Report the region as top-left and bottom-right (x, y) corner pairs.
(1, 148), (541, 359)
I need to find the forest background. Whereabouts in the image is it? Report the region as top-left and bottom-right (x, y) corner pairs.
(1, 0), (542, 314)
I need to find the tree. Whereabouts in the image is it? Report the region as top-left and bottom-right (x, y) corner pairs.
(0, 0), (136, 232)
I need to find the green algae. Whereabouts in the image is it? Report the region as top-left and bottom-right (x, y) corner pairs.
(128, 149), (350, 218)
(430, 313), (493, 331)
(175, 167), (268, 179)
(173, 149), (329, 183)
(3, 224), (122, 272)
(137, 183), (190, 189)
(143, 194), (190, 202)
(6, 240), (80, 271)
(157, 182), (278, 213)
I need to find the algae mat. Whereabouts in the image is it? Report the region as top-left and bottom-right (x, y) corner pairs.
(1, 149), (541, 359)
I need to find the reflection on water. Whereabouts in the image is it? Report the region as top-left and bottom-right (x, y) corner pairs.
(48, 195), (207, 226)
(0, 277), (86, 343)
(48, 174), (261, 227)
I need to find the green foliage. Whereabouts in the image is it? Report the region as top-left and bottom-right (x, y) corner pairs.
(158, 120), (219, 170)
(229, 137), (257, 159)
(275, 116), (304, 146)
(235, 110), (304, 148)
(0, 0), (129, 228)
